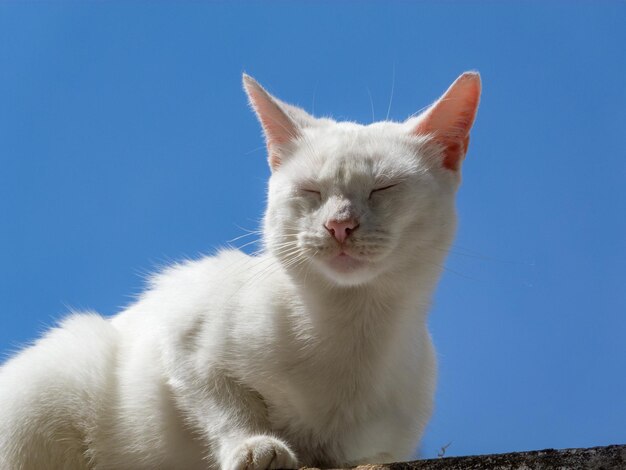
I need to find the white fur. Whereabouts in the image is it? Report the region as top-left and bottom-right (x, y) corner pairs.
(0, 75), (476, 469)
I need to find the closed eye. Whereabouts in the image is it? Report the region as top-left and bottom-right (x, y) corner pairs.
(369, 184), (397, 199)
(301, 189), (321, 198)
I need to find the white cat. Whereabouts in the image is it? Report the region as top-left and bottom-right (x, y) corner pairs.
(0, 72), (481, 470)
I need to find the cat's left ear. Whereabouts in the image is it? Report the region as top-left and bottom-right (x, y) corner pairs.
(408, 72), (481, 171)
(243, 74), (314, 171)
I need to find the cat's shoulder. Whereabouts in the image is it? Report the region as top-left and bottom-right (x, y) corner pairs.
(147, 249), (254, 291)
(114, 249), (259, 326)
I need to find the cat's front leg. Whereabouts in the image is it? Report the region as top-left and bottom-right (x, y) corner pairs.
(168, 369), (298, 470)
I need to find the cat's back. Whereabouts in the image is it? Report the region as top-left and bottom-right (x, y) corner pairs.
(0, 313), (118, 470)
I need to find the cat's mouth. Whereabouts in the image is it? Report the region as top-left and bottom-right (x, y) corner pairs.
(326, 250), (366, 273)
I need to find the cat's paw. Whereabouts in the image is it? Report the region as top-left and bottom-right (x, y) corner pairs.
(221, 435), (298, 470)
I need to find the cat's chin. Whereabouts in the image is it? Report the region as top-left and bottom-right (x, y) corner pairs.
(314, 253), (380, 287)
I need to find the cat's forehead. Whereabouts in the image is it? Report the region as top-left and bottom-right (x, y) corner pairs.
(289, 122), (420, 183)
(304, 121), (399, 151)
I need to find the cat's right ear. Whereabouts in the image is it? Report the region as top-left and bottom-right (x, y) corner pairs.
(243, 74), (306, 171)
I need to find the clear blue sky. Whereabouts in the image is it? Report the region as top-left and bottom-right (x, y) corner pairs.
(1, 1), (624, 460)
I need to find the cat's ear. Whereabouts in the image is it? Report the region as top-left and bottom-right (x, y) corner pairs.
(243, 74), (313, 171)
(408, 72), (481, 171)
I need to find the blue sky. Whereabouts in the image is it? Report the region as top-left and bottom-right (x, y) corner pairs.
(1, 1), (624, 460)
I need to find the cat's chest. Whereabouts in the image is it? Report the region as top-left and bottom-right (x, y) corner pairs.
(263, 306), (397, 430)
(263, 352), (397, 467)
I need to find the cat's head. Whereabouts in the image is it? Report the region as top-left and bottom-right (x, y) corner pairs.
(244, 73), (480, 287)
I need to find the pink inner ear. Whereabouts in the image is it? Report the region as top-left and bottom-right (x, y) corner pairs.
(413, 72), (481, 171)
(437, 136), (470, 171)
(243, 76), (300, 169)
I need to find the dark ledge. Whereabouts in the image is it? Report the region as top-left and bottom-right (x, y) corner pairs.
(303, 444), (626, 470)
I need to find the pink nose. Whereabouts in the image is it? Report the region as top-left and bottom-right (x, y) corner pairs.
(325, 219), (359, 243)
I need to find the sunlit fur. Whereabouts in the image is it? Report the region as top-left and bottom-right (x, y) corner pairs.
(0, 73), (478, 470)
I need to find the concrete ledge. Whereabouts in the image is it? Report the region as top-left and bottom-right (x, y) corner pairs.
(303, 444), (626, 469)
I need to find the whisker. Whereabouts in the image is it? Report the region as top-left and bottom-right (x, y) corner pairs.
(386, 62), (396, 121)
(227, 232), (257, 244)
(366, 86), (375, 123)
